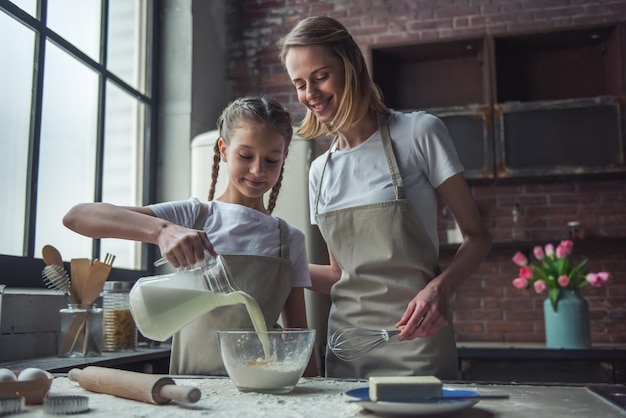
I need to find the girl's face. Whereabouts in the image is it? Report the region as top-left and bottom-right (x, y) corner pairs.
(285, 45), (345, 124)
(218, 121), (287, 206)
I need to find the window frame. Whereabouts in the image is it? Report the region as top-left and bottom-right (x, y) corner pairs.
(0, 0), (160, 287)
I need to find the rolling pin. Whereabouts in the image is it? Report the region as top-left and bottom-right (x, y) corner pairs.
(68, 366), (201, 405)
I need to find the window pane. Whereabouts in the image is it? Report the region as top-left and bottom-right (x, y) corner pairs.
(35, 41), (99, 261)
(0, 13), (35, 256)
(100, 81), (146, 269)
(8, 0), (37, 17)
(47, 0), (101, 62)
(108, 0), (147, 93)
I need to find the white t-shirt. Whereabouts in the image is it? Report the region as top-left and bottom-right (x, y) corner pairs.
(149, 198), (310, 288)
(309, 111), (463, 248)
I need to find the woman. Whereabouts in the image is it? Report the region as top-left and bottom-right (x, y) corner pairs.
(279, 16), (491, 379)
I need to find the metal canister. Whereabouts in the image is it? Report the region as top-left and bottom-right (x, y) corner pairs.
(102, 281), (137, 351)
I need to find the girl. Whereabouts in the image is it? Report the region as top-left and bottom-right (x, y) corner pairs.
(279, 17), (492, 379)
(63, 96), (316, 376)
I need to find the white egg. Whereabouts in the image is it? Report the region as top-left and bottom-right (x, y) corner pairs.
(17, 367), (49, 382)
(0, 368), (17, 382)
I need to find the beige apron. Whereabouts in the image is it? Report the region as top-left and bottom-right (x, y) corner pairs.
(315, 114), (458, 379)
(170, 207), (292, 375)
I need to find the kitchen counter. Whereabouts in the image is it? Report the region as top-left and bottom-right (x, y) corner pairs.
(9, 375), (626, 417)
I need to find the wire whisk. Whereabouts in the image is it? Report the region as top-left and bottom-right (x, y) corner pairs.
(328, 327), (402, 361)
(42, 264), (72, 299)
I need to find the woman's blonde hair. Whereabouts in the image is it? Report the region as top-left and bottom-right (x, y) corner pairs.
(278, 16), (391, 138)
(209, 96), (293, 214)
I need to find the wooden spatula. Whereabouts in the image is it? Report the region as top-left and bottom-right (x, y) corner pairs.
(70, 258), (91, 305)
(80, 255), (114, 306)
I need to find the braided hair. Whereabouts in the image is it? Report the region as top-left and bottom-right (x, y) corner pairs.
(208, 96), (293, 214)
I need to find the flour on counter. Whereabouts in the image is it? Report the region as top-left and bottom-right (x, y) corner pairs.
(38, 376), (364, 418)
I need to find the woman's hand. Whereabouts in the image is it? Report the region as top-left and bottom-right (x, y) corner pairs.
(395, 279), (450, 340)
(156, 223), (215, 268)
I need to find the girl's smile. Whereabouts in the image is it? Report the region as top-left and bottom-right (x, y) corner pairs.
(218, 121), (287, 210)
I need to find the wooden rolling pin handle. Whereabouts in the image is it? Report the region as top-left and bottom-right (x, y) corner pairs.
(68, 367), (202, 405)
(159, 384), (202, 403)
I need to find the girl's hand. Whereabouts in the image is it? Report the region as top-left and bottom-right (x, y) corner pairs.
(156, 223), (215, 268)
(395, 280), (450, 341)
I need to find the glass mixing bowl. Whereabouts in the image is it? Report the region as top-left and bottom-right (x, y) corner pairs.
(217, 328), (316, 394)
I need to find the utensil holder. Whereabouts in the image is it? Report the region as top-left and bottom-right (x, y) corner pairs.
(58, 304), (103, 357)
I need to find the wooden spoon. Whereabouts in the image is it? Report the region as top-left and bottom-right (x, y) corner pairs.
(42, 245), (64, 267)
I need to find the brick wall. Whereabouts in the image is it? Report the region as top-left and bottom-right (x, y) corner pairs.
(224, 0), (626, 344)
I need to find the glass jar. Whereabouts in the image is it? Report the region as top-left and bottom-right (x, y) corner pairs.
(59, 303), (103, 357)
(102, 281), (137, 351)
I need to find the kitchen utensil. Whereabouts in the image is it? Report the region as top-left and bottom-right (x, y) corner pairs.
(130, 253), (245, 341)
(154, 252), (238, 293)
(42, 265), (72, 298)
(69, 258), (91, 304)
(217, 329), (316, 394)
(80, 253), (115, 306)
(42, 395), (90, 415)
(68, 366), (201, 405)
(328, 327), (401, 361)
(42, 245), (64, 267)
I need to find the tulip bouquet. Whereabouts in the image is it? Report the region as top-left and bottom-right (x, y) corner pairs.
(511, 240), (611, 310)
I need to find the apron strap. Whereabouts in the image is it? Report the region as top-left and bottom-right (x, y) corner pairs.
(193, 202), (209, 229)
(277, 217), (290, 259)
(313, 136), (337, 216)
(377, 113), (404, 200)
(314, 114), (405, 215)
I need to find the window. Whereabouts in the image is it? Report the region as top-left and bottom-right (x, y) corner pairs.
(0, 0), (158, 287)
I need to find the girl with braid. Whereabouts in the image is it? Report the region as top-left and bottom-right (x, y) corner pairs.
(63, 96), (317, 376)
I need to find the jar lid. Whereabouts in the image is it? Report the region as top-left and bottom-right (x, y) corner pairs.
(103, 281), (132, 291)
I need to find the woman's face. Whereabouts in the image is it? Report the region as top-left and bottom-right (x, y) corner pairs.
(284, 45), (345, 124)
(218, 121), (287, 204)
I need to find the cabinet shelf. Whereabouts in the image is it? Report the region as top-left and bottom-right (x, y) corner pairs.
(372, 22), (626, 180)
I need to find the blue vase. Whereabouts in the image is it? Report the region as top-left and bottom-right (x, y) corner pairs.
(543, 289), (591, 349)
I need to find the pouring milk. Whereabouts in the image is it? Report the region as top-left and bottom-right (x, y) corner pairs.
(128, 255), (270, 357)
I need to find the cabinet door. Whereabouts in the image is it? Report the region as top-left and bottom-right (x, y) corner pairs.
(494, 96), (625, 178)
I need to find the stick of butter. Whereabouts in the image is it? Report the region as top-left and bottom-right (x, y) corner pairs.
(369, 375), (442, 402)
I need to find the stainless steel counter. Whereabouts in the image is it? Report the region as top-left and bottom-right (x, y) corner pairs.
(11, 375), (626, 417)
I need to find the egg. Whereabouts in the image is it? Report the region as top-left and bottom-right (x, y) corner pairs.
(17, 367), (49, 382)
(0, 368), (17, 382)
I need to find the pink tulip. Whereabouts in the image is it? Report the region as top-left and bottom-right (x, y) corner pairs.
(556, 244), (568, 259)
(533, 280), (546, 293)
(519, 266), (533, 279)
(558, 240), (574, 256)
(533, 246), (545, 261)
(544, 243), (554, 257)
(512, 251), (528, 267)
(557, 275), (570, 287)
(597, 271), (612, 284)
(586, 273), (603, 287)
(512, 278), (528, 289)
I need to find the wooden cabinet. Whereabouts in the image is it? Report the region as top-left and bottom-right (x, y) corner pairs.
(371, 23), (626, 181)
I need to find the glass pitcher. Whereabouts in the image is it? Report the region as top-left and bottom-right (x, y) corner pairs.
(129, 253), (244, 342)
